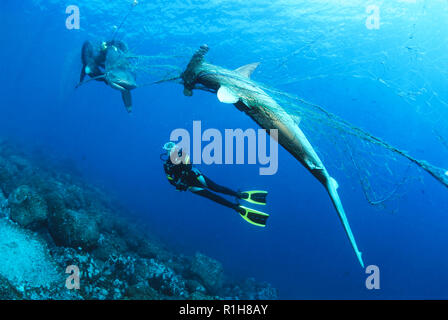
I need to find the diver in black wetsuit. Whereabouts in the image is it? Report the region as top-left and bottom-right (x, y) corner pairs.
(77, 40), (136, 113)
(161, 142), (270, 227)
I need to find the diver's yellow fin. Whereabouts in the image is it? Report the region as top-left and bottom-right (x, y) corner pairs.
(238, 205), (269, 227)
(240, 190), (268, 205)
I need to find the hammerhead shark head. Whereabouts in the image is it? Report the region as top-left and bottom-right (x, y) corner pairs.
(181, 45), (365, 268)
(77, 40), (137, 113)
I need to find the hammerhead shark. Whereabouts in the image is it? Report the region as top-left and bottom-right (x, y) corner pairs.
(181, 45), (365, 268)
(77, 40), (137, 113)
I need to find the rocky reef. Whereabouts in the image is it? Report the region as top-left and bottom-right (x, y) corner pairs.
(0, 139), (278, 300)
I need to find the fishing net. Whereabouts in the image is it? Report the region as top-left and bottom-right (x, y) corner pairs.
(103, 41), (448, 209)
(268, 89), (448, 208)
(77, 41), (185, 91)
(167, 57), (448, 210)
(253, 21), (448, 208)
(254, 78), (448, 209)
(95, 1), (448, 209)
(87, 1), (190, 89)
(127, 53), (185, 87)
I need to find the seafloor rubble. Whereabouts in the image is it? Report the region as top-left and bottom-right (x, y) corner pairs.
(0, 139), (277, 300)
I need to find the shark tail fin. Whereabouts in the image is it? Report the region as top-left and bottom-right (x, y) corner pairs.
(327, 176), (365, 268)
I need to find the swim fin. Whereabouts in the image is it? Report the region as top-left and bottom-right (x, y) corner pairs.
(237, 205), (269, 227)
(239, 190), (268, 205)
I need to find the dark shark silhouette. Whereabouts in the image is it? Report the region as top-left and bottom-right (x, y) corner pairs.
(77, 40), (137, 113)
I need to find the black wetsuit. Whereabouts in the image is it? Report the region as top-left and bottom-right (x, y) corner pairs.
(163, 158), (241, 211)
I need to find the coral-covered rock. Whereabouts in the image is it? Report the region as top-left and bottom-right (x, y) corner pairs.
(140, 259), (187, 297)
(48, 209), (100, 250)
(0, 157), (20, 194)
(8, 185), (48, 229)
(185, 279), (206, 294)
(0, 188), (8, 217)
(0, 188), (6, 203)
(0, 219), (62, 292)
(90, 233), (129, 261)
(37, 180), (82, 213)
(9, 155), (33, 175)
(0, 274), (22, 299)
(135, 239), (160, 259)
(188, 291), (217, 300)
(189, 252), (224, 293)
(0, 140), (279, 300)
(227, 278), (279, 300)
(62, 184), (88, 211)
(126, 282), (161, 300)
(39, 181), (67, 216)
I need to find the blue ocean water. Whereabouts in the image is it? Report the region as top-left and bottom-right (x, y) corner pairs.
(0, 0), (447, 299)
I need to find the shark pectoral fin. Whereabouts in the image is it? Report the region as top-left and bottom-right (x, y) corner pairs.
(217, 86), (239, 104)
(109, 82), (125, 91)
(234, 62), (260, 78)
(75, 74), (106, 89)
(330, 177), (339, 190)
(121, 90), (133, 113)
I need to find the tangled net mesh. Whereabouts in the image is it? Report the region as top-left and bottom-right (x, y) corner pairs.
(115, 48), (448, 210)
(100, 1), (448, 211)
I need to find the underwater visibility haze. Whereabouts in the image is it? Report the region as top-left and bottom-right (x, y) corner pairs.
(0, 0), (448, 299)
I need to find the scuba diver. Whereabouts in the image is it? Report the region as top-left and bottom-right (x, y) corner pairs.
(161, 142), (270, 227)
(76, 40), (137, 113)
